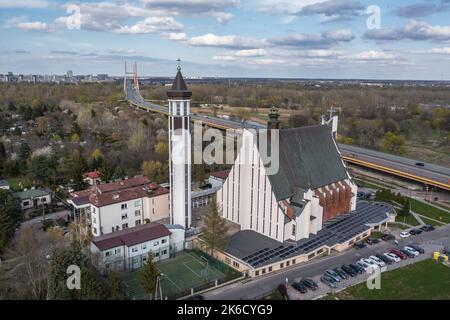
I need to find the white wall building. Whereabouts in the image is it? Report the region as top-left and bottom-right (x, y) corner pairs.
(68, 177), (170, 237)
(13, 188), (52, 211)
(91, 222), (185, 272)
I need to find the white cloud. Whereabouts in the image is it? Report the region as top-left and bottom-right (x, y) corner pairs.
(429, 47), (450, 54)
(347, 51), (396, 61)
(188, 33), (265, 48)
(114, 17), (183, 34)
(54, 2), (174, 32)
(254, 0), (328, 15)
(365, 20), (450, 41)
(16, 21), (50, 32)
(235, 49), (267, 57)
(0, 0), (49, 8)
(164, 32), (188, 41)
(141, 0), (237, 23)
(208, 11), (234, 24)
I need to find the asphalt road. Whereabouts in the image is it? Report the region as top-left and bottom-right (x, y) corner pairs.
(204, 225), (450, 300)
(339, 144), (450, 184)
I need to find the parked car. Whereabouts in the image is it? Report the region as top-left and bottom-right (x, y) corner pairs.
(381, 233), (395, 241)
(420, 225), (435, 232)
(376, 254), (393, 265)
(400, 231), (411, 238)
(366, 237), (381, 245)
(320, 276), (337, 288)
(400, 249), (416, 258)
(403, 246), (420, 257)
(292, 282), (308, 294)
(384, 252), (401, 262)
(324, 269), (341, 282)
(333, 268), (349, 280)
(354, 242), (367, 250)
(300, 279), (318, 291)
(407, 243), (425, 254)
(369, 255), (386, 267)
(355, 260), (370, 272)
(389, 249), (408, 260)
(349, 263), (364, 274)
(360, 258), (378, 269)
(409, 229), (422, 235)
(341, 265), (358, 277)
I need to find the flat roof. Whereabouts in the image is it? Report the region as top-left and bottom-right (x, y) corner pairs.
(225, 201), (394, 268)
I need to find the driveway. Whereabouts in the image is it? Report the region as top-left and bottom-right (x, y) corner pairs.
(204, 224), (450, 300)
(20, 210), (71, 229)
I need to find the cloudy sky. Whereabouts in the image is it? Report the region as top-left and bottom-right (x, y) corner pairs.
(1, 0), (450, 79)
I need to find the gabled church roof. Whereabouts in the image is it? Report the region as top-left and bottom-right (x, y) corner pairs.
(266, 125), (348, 201)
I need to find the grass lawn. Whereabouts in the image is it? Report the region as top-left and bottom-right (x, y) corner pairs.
(420, 216), (445, 227)
(410, 199), (450, 224)
(395, 211), (420, 226)
(369, 231), (384, 239)
(324, 259), (450, 300)
(7, 178), (23, 192)
(387, 222), (408, 230)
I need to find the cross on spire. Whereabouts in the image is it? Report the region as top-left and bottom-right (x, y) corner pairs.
(176, 58), (181, 71)
(328, 105), (336, 118)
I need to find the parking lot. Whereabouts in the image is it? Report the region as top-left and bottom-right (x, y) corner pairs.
(287, 229), (447, 300)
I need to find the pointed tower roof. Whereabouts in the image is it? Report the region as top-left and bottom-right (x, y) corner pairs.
(167, 65), (192, 99)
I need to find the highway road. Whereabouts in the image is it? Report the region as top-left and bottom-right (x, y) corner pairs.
(126, 80), (262, 130)
(339, 144), (450, 188)
(203, 224), (450, 300)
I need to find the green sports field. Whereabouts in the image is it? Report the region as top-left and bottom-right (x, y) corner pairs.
(122, 251), (238, 299)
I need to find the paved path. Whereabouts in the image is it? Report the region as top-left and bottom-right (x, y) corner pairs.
(204, 225), (450, 300)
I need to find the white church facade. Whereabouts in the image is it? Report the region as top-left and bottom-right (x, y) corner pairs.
(217, 110), (357, 243)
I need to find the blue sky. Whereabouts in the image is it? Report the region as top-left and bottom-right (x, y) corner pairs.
(1, 0), (450, 79)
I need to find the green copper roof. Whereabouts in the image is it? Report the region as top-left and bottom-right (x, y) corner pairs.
(265, 125), (348, 201)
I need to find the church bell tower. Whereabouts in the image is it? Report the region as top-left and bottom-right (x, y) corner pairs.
(167, 60), (192, 229)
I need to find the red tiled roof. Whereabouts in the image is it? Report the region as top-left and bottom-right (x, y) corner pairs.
(92, 223), (171, 251)
(69, 177), (167, 208)
(148, 186), (169, 197)
(210, 170), (230, 180)
(96, 176), (149, 193)
(85, 171), (100, 179)
(89, 187), (148, 207)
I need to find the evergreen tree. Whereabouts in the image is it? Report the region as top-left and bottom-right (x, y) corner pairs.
(0, 190), (22, 252)
(201, 196), (229, 255)
(29, 155), (53, 185)
(18, 142), (31, 173)
(48, 242), (104, 300)
(400, 198), (411, 217)
(138, 253), (159, 300)
(108, 272), (125, 300)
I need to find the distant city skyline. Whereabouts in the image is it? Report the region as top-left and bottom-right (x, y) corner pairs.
(1, 0), (450, 80)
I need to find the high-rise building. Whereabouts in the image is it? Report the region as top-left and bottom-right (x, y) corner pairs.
(167, 64), (192, 229)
